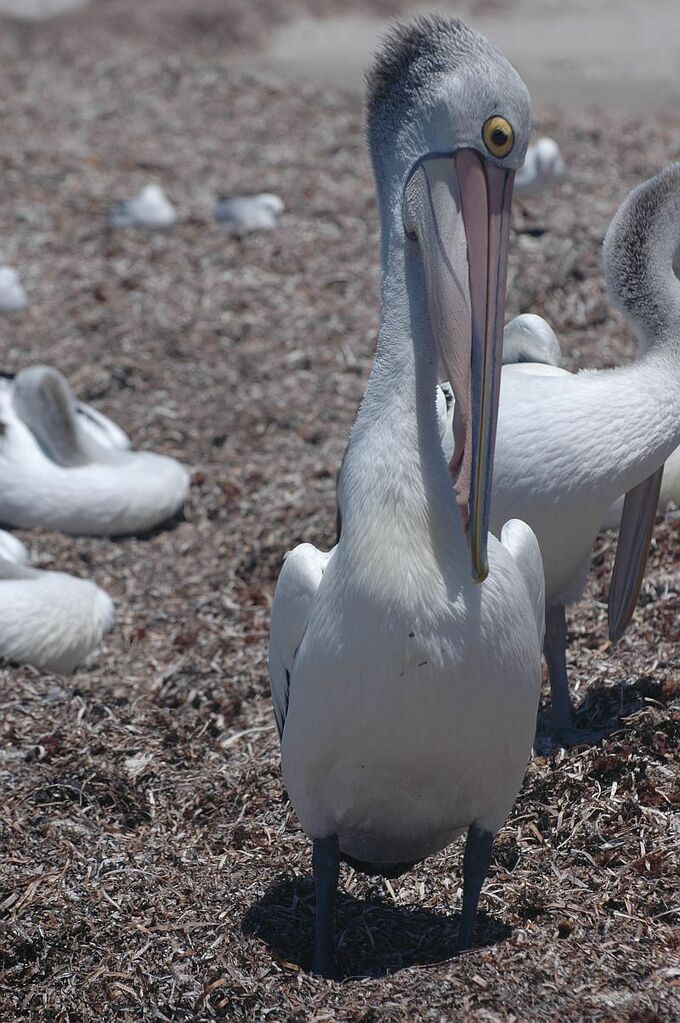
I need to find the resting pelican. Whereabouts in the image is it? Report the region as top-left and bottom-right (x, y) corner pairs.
(514, 137), (564, 198)
(0, 265), (28, 314)
(437, 165), (680, 743)
(269, 16), (544, 976)
(0, 367), (189, 535)
(0, 529), (114, 673)
(214, 193), (284, 235)
(111, 184), (176, 229)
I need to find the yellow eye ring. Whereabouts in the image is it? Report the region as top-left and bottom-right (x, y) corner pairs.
(482, 115), (515, 158)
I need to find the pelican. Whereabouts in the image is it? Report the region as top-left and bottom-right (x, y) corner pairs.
(514, 137), (564, 198)
(502, 313), (562, 367)
(436, 164), (680, 743)
(269, 16), (544, 976)
(214, 193), (284, 235)
(0, 366), (189, 535)
(499, 316), (680, 526)
(0, 529), (114, 673)
(0, 265), (28, 314)
(110, 184), (176, 229)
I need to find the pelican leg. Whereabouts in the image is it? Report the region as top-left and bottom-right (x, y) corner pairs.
(544, 603), (573, 731)
(543, 603), (612, 747)
(457, 825), (493, 951)
(311, 835), (340, 978)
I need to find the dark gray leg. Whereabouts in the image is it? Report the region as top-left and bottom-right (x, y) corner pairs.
(457, 825), (493, 951)
(311, 835), (340, 978)
(543, 603), (612, 747)
(544, 603), (574, 731)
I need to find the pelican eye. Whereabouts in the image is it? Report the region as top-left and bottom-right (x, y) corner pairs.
(482, 116), (515, 158)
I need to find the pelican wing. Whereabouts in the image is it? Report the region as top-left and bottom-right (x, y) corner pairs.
(76, 402), (132, 452)
(268, 543), (334, 739)
(608, 466), (663, 642)
(500, 519), (545, 646)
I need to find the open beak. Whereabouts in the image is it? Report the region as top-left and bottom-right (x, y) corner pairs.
(608, 467), (663, 641)
(404, 150), (514, 581)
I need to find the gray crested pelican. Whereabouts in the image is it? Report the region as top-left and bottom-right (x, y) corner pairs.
(269, 16), (544, 976)
(438, 165), (680, 744)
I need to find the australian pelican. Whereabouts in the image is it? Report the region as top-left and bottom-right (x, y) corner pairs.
(269, 16), (544, 976)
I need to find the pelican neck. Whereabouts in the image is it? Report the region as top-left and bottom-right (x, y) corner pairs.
(337, 225), (462, 550)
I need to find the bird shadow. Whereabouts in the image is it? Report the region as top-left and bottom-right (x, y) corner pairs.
(534, 673), (656, 751)
(110, 505), (187, 542)
(242, 875), (510, 980)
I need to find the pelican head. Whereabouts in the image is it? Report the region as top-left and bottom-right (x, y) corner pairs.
(366, 15), (531, 580)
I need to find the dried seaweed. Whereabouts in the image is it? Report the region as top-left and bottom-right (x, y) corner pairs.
(0, 2), (678, 1021)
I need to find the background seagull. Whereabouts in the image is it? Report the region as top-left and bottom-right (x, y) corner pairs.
(110, 183), (177, 228)
(214, 193), (284, 235)
(0, 265), (28, 314)
(515, 136), (565, 198)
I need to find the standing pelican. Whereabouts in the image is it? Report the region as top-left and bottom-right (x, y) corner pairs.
(269, 17), (544, 976)
(438, 165), (680, 743)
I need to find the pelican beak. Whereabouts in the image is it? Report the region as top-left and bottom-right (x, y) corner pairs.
(404, 151), (514, 581)
(608, 467), (663, 641)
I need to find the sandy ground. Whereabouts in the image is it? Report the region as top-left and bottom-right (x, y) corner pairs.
(0, 2), (677, 1022)
(253, 0), (680, 111)
(0, 0), (89, 17)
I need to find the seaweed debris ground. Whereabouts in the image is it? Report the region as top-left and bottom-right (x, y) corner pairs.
(0, 2), (677, 1020)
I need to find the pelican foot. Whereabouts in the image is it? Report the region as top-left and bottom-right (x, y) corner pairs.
(311, 952), (338, 980)
(534, 719), (617, 753)
(553, 720), (617, 748)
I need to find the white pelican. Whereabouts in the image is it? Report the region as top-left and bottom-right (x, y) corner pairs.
(0, 366), (189, 535)
(269, 16), (544, 976)
(110, 184), (176, 229)
(514, 137), (564, 198)
(502, 313), (562, 367)
(0, 266), (28, 314)
(437, 165), (680, 743)
(214, 193), (284, 235)
(0, 529), (114, 674)
(501, 318), (680, 527)
(72, 397), (132, 452)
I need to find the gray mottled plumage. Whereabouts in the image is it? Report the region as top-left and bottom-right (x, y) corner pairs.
(366, 15), (515, 151)
(366, 15), (491, 119)
(604, 163), (680, 349)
